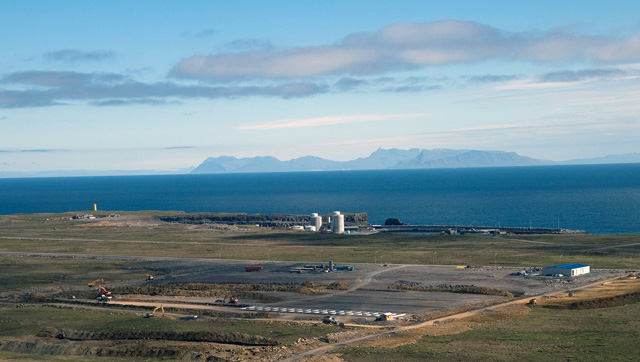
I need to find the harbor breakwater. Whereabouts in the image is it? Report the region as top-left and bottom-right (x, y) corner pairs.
(376, 225), (587, 235)
(156, 212), (368, 228)
(155, 212), (584, 234)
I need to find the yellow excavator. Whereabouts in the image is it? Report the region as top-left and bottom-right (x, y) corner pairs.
(88, 278), (104, 287)
(145, 305), (165, 318)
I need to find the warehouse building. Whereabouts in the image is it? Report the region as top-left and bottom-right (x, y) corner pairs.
(542, 264), (590, 277)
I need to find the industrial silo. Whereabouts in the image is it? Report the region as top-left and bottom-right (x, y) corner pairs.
(310, 213), (322, 232)
(331, 211), (344, 234)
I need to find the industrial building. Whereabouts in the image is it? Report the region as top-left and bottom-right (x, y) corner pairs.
(310, 213), (322, 232)
(307, 211), (345, 233)
(331, 211), (344, 234)
(542, 264), (590, 277)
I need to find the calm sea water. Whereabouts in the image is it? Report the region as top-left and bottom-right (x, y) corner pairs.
(0, 164), (638, 234)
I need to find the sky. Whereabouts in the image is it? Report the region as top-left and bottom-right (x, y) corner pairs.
(1, 0), (639, 173)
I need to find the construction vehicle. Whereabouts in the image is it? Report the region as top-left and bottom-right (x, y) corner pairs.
(88, 278), (104, 287)
(97, 285), (112, 302)
(146, 274), (154, 280)
(216, 296), (238, 304)
(145, 305), (165, 318)
(322, 316), (344, 327)
(376, 313), (405, 321)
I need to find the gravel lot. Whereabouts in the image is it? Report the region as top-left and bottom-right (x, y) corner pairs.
(142, 259), (621, 316)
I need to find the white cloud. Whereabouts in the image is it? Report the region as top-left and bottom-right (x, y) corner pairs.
(172, 47), (378, 80)
(171, 20), (640, 81)
(43, 49), (116, 63)
(516, 35), (640, 63)
(238, 113), (428, 130)
(0, 71), (329, 108)
(5, 23), (640, 109)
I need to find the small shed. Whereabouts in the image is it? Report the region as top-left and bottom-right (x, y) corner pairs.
(542, 264), (590, 277)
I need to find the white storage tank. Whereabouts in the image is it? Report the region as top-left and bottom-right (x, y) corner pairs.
(310, 213), (322, 232)
(331, 211), (344, 234)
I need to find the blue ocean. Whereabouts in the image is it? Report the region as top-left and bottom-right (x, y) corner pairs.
(0, 164), (638, 234)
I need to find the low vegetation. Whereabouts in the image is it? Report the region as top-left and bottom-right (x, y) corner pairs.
(0, 305), (332, 345)
(107, 281), (347, 300)
(340, 303), (640, 361)
(1, 212), (639, 269)
(555, 290), (640, 310)
(41, 327), (278, 346)
(389, 282), (514, 297)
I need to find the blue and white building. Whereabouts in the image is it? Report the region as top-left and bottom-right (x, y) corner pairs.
(542, 264), (590, 277)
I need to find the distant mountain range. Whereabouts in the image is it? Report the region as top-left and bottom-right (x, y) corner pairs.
(2, 149), (638, 178)
(191, 148), (640, 174)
